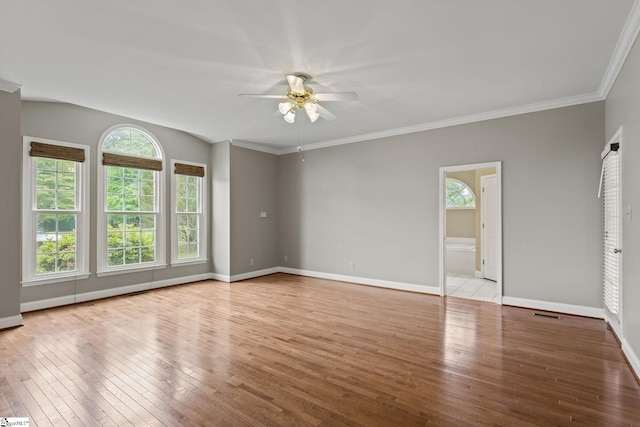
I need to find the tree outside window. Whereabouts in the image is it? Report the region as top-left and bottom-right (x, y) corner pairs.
(446, 178), (475, 209)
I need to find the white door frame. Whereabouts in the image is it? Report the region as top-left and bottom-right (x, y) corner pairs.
(439, 161), (502, 304)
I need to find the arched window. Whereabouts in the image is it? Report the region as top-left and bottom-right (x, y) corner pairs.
(446, 178), (476, 209)
(97, 126), (165, 275)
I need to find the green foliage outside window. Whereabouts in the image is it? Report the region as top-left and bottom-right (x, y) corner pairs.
(34, 156), (78, 275)
(35, 158), (76, 210)
(102, 128), (158, 157)
(107, 214), (155, 266)
(176, 175), (200, 259)
(106, 166), (155, 212)
(36, 234), (76, 274)
(102, 127), (161, 269)
(177, 214), (199, 259)
(446, 178), (475, 208)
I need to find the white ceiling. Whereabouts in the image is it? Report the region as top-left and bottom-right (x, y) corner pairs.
(1, 1), (637, 153)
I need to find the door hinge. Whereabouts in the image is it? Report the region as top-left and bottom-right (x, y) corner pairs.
(482, 259), (485, 265)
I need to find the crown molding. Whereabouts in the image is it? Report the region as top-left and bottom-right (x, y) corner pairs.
(599, 0), (640, 98)
(230, 139), (282, 155)
(278, 92), (604, 155)
(0, 79), (21, 93)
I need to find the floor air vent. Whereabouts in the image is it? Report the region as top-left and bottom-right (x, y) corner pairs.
(533, 312), (560, 319)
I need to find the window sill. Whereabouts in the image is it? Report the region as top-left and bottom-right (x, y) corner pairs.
(22, 273), (91, 287)
(96, 263), (167, 277)
(170, 258), (208, 268)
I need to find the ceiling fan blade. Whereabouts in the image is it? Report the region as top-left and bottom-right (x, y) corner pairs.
(315, 92), (359, 101)
(316, 104), (336, 121)
(286, 75), (306, 94)
(239, 94), (288, 99)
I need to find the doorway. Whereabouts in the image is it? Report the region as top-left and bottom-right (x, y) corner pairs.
(439, 161), (502, 304)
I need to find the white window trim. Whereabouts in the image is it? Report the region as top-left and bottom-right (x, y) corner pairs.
(21, 136), (90, 287)
(96, 124), (166, 276)
(170, 159), (208, 266)
(445, 177), (476, 210)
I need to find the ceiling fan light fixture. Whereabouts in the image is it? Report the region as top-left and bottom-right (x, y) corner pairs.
(278, 101), (293, 115)
(304, 101), (317, 114)
(306, 110), (320, 122)
(284, 110), (296, 123)
(241, 74), (357, 125)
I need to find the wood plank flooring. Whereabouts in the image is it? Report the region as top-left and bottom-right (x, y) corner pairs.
(1, 273), (639, 426)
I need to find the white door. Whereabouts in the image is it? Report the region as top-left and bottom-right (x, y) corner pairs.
(601, 130), (622, 339)
(481, 174), (498, 281)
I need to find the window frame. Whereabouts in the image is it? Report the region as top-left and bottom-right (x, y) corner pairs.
(96, 125), (166, 276)
(170, 159), (208, 266)
(445, 177), (476, 210)
(21, 136), (90, 286)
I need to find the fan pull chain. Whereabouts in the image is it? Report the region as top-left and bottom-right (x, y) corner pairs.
(297, 113), (305, 162)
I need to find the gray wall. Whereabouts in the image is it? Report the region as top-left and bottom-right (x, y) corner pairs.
(279, 102), (604, 307)
(0, 90), (21, 321)
(211, 141), (231, 277)
(20, 101), (212, 303)
(230, 145), (279, 275)
(605, 36), (640, 361)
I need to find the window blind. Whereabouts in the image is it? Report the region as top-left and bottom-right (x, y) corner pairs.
(602, 149), (620, 316)
(174, 163), (205, 177)
(30, 141), (85, 162)
(102, 152), (162, 171)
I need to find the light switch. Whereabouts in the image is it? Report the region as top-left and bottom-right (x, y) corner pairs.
(260, 211), (267, 218)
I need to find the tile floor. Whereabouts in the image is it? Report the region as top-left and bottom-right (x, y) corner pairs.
(446, 273), (498, 303)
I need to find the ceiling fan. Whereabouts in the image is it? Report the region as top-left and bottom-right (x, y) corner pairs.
(240, 74), (358, 124)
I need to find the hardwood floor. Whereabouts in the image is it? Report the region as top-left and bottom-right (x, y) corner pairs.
(1, 273), (639, 426)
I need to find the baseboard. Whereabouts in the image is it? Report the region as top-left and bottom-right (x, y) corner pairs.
(21, 295), (77, 313)
(502, 296), (604, 319)
(280, 267), (440, 295)
(230, 267), (280, 282)
(622, 339), (640, 381)
(474, 270), (483, 278)
(210, 273), (231, 283)
(0, 314), (23, 329)
(21, 273), (215, 313)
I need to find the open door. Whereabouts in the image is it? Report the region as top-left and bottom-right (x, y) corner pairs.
(481, 174), (498, 281)
(439, 161), (502, 304)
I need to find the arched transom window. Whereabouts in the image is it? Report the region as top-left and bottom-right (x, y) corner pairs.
(446, 178), (476, 209)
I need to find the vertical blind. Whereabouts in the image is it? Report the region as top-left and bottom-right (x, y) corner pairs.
(602, 148), (620, 317)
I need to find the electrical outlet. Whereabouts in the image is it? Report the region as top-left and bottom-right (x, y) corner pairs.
(250, 258), (254, 266)
(284, 255), (288, 262)
(349, 261), (355, 270)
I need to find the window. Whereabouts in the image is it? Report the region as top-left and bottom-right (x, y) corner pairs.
(446, 178), (476, 209)
(171, 160), (207, 265)
(97, 126), (165, 275)
(22, 137), (90, 286)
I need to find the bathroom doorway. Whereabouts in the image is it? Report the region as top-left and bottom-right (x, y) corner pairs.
(439, 161), (502, 304)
